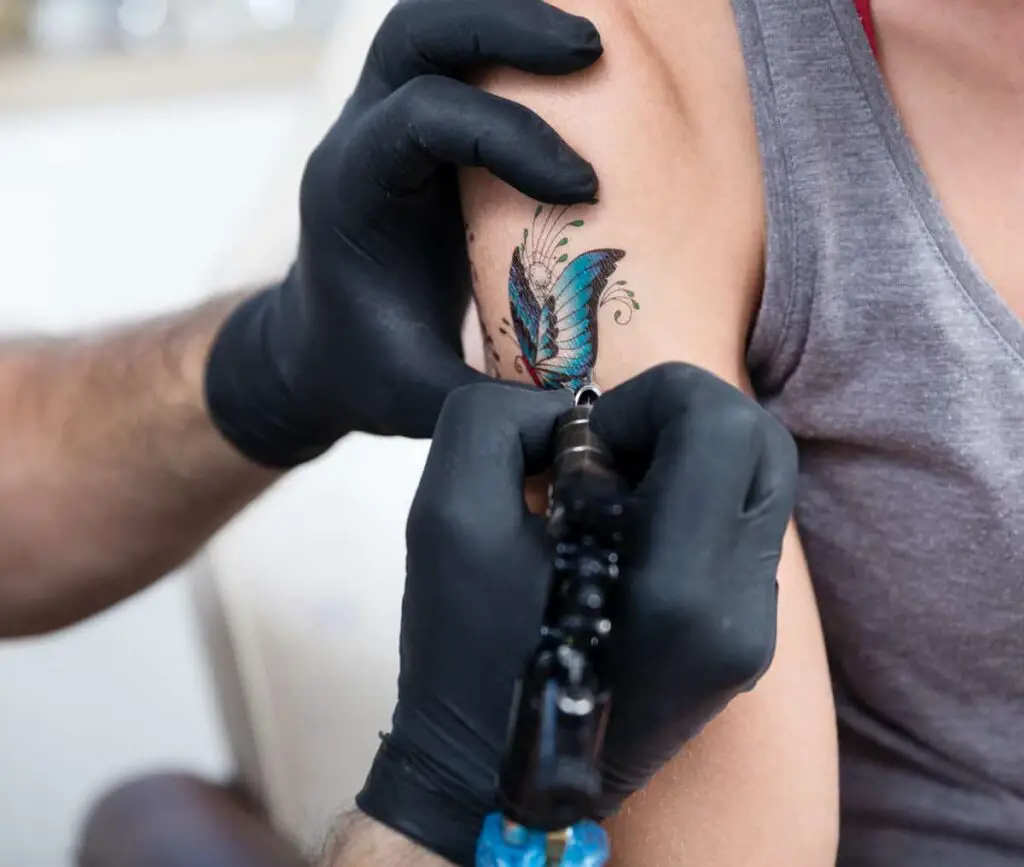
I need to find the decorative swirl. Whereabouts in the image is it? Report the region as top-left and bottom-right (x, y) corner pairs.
(599, 281), (639, 325)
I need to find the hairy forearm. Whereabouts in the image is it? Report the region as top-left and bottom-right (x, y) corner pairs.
(320, 813), (451, 867)
(0, 292), (279, 636)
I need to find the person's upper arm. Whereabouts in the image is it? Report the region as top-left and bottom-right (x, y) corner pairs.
(459, 0), (839, 863)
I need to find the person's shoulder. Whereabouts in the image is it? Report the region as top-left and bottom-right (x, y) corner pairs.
(551, 0), (748, 98)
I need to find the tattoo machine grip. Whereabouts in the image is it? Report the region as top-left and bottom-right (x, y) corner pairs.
(497, 386), (631, 834)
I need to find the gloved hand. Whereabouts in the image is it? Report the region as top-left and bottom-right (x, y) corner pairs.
(589, 363), (797, 813)
(205, 0), (603, 467)
(357, 381), (573, 865)
(356, 363), (798, 866)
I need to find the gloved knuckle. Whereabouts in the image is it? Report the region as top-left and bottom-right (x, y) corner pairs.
(436, 384), (472, 424)
(391, 76), (462, 146)
(411, 495), (495, 565)
(378, 84), (417, 135)
(396, 73), (436, 108)
(645, 361), (697, 400)
(373, 2), (413, 60)
(644, 362), (760, 428)
(299, 145), (334, 217)
(703, 393), (766, 447)
(675, 582), (719, 631)
(420, 500), (467, 546)
(638, 572), (716, 636)
(690, 587), (778, 687)
(631, 362), (707, 424)
(513, 100), (549, 134)
(409, 486), (466, 548)
(656, 576), (775, 683)
(443, 380), (507, 424)
(712, 622), (776, 687)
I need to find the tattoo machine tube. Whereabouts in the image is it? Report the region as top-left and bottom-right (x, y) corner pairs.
(483, 385), (630, 866)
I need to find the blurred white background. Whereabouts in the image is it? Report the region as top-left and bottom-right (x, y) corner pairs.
(0, 41), (313, 867)
(0, 2), (422, 862)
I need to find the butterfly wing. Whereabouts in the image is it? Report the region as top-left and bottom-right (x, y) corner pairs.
(507, 246), (542, 363)
(533, 249), (625, 390)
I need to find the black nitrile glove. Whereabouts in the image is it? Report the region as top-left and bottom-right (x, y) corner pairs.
(588, 363), (797, 813)
(357, 363), (798, 865)
(358, 382), (574, 865)
(205, 0), (603, 467)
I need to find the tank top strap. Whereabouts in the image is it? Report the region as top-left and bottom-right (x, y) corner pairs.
(852, 0), (878, 57)
(734, 0), (885, 390)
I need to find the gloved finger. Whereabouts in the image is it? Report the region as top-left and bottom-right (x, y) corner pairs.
(412, 383), (573, 534)
(589, 363), (794, 533)
(372, 0), (602, 87)
(357, 75), (597, 203)
(589, 363), (750, 454)
(391, 350), (493, 439)
(743, 406), (798, 520)
(725, 410), (797, 562)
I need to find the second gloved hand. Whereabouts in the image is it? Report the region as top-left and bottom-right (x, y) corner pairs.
(205, 0), (603, 467)
(356, 363), (798, 865)
(588, 363), (798, 815)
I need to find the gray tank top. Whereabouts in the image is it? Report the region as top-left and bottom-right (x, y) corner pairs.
(731, 0), (1024, 862)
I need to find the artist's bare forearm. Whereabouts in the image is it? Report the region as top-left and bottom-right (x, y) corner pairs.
(320, 813), (451, 867)
(0, 293), (279, 636)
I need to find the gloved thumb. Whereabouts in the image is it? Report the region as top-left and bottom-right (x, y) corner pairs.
(398, 351), (494, 439)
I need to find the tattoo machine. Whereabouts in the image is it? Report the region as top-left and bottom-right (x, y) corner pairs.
(476, 384), (632, 867)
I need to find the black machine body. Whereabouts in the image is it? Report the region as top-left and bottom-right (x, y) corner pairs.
(498, 385), (632, 832)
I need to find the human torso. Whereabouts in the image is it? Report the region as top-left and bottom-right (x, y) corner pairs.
(731, 0), (1024, 860)
(873, 0), (1024, 319)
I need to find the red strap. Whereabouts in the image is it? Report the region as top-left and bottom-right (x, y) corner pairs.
(853, 0), (879, 57)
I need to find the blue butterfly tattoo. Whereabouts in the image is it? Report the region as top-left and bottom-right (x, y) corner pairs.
(487, 205), (639, 392)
